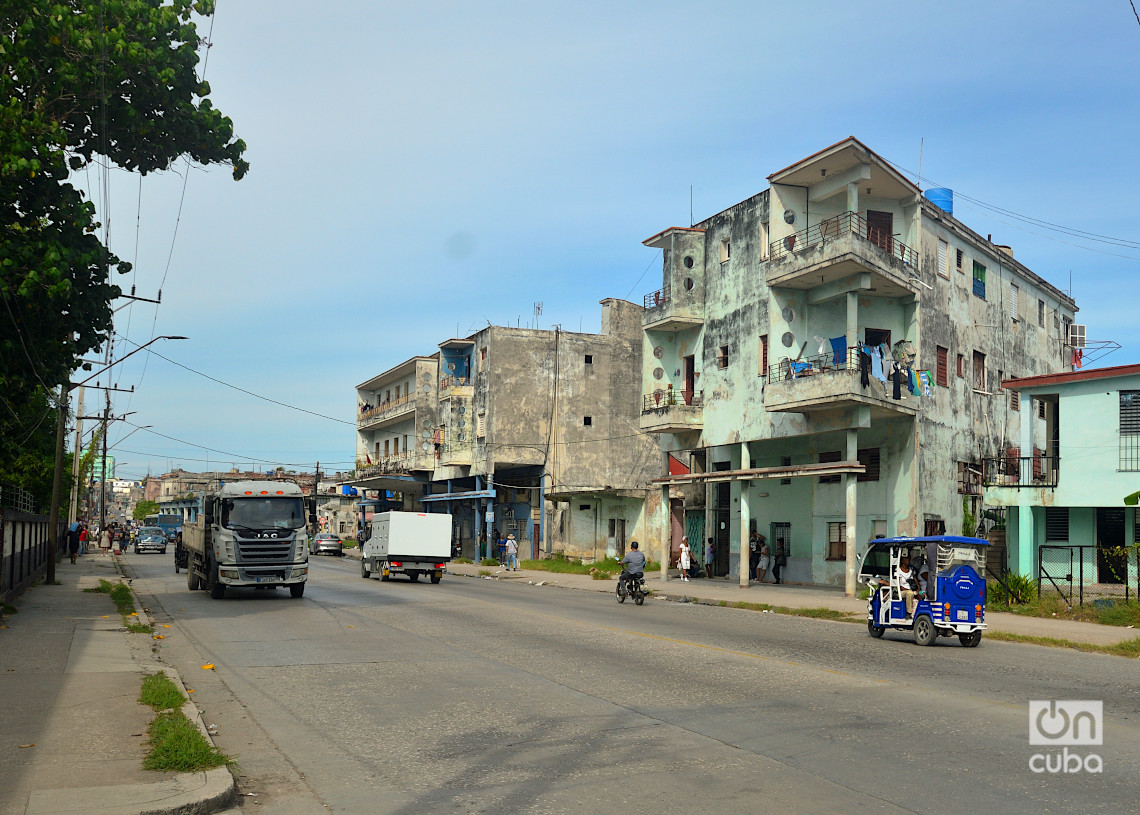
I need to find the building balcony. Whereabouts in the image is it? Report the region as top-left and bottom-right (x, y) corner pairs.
(357, 394), (417, 429)
(767, 211), (919, 297)
(641, 388), (704, 433)
(642, 285), (704, 332)
(982, 455), (1059, 489)
(358, 451), (434, 479)
(763, 348), (918, 417)
(439, 375), (474, 400)
(440, 441), (473, 466)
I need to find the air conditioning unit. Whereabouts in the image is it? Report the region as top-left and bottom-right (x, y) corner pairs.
(1068, 324), (1087, 348)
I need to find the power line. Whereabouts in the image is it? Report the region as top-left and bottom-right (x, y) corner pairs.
(1130, 0), (1140, 27)
(114, 333), (354, 425)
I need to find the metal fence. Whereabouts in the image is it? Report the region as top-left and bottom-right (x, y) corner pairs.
(767, 210), (919, 267)
(0, 483), (37, 514)
(2, 507), (66, 603)
(1038, 544), (1140, 606)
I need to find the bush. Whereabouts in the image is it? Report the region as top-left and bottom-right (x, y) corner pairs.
(987, 572), (1037, 606)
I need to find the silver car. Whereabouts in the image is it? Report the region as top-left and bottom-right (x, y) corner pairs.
(311, 533), (343, 556)
(134, 527), (167, 554)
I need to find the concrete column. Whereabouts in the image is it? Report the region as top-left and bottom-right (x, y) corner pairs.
(846, 291), (859, 354)
(660, 483), (671, 581)
(1017, 506), (1034, 578)
(845, 428), (859, 597)
(705, 480), (714, 578)
(846, 182), (859, 217)
(739, 442), (751, 588)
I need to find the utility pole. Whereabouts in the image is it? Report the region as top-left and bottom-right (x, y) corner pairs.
(100, 393), (110, 530)
(68, 387), (85, 524)
(45, 385), (68, 586)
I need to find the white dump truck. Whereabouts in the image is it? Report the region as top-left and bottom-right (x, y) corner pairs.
(184, 481), (313, 599)
(360, 511), (452, 583)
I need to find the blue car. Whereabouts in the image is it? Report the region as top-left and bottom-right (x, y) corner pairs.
(859, 535), (988, 647)
(134, 527), (168, 555)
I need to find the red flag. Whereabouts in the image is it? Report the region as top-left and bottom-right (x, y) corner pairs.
(365, 453), (373, 465)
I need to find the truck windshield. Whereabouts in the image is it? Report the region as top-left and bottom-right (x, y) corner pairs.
(221, 497), (306, 530)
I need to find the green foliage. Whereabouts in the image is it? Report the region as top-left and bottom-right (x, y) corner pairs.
(143, 711), (233, 772)
(986, 572), (1037, 606)
(0, 386), (72, 513)
(987, 631), (1140, 659)
(961, 496), (976, 536)
(139, 672), (185, 711)
(1, 1), (248, 422)
(519, 556), (661, 576)
(133, 499), (159, 521)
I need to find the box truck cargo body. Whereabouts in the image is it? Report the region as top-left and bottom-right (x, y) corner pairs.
(361, 511), (452, 584)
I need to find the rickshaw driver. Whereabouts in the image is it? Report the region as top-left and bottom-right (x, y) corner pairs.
(898, 554), (919, 619)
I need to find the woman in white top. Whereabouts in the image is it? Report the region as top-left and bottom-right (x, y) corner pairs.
(678, 536), (692, 582)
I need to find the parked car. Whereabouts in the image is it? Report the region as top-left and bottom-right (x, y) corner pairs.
(311, 533), (344, 556)
(134, 527), (168, 555)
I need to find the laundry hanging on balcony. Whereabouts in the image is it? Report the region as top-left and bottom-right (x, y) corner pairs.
(864, 344), (889, 384)
(829, 337), (847, 367)
(918, 370), (934, 396)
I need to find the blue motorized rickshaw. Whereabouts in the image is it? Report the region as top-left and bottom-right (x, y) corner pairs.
(858, 535), (988, 647)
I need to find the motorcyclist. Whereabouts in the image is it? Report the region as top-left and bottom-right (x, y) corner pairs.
(618, 541), (646, 593)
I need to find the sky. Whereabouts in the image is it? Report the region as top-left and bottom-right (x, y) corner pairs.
(87, 0), (1140, 482)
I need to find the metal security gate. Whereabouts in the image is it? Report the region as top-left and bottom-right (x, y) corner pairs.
(1038, 544), (1139, 606)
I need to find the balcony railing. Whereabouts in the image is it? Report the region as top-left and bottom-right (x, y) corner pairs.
(983, 455), (1059, 488)
(358, 393), (416, 425)
(768, 211), (918, 267)
(642, 389), (703, 411)
(766, 346), (861, 384)
(643, 285), (670, 309)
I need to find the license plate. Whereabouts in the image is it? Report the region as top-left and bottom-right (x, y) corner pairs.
(255, 576), (277, 584)
(956, 609), (969, 621)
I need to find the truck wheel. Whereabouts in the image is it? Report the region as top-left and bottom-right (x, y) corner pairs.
(361, 559), (370, 579)
(408, 572), (420, 583)
(430, 572), (441, 584)
(207, 559), (226, 599)
(290, 583), (305, 598)
(187, 561), (201, 591)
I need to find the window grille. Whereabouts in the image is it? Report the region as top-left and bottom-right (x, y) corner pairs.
(1045, 507), (1069, 541)
(936, 346), (948, 387)
(827, 522), (845, 560)
(1120, 391), (1140, 470)
(818, 450), (841, 483)
(857, 448), (880, 482)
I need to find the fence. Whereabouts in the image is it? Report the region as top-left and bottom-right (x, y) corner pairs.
(2, 507), (66, 603)
(1038, 544), (1140, 606)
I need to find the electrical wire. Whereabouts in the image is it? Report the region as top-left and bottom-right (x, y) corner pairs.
(114, 333), (354, 425)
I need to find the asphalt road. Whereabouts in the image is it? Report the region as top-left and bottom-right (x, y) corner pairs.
(122, 550), (1140, 815)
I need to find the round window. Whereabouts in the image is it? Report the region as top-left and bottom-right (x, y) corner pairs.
(683, 278), (694, 291)
(781, 332), (795, 348)
(683, 255), (694, 269)
(783, 209), (796, 224)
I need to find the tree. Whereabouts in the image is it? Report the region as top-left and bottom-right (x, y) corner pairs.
(1, 1), (248, 474)
(133, 498), (159, 522)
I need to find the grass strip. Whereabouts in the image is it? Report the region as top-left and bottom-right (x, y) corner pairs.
(84, 579), (152, 633)
(138, 672), (234, 772)
(519, 555), (662, 576)
(986, 631), (1140, 658)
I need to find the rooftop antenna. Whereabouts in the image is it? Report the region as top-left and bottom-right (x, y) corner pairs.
(917, 137), (924, 190)
(690, 185), (693, 227)
(534, 301), (542, 330)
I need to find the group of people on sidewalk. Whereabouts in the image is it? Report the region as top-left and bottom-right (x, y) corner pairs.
(674, 532), (787, 583)
(64, 522), (126, 562)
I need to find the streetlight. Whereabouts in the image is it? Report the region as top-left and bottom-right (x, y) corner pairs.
(46, 336), (188, 585)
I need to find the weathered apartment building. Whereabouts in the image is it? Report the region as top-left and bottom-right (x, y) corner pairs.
(353, 299), (661, 560)
(639, 137), (1079, 593)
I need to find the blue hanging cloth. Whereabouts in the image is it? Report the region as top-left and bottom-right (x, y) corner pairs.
(829, 336), (847, 367)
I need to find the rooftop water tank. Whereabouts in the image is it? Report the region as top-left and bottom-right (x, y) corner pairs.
(924, 187), (953, 215)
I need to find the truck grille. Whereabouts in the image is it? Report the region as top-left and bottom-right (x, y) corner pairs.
(235, 536), (293, 562)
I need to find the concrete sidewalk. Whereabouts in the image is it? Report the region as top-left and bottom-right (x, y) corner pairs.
(0, 552), (236, 815)
(440, 559), (1140, 648)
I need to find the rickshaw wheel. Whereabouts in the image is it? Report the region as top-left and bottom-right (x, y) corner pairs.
(959, 630), (982, 648)
(867, 620), (885, 638)
(913, 615), (936, 647)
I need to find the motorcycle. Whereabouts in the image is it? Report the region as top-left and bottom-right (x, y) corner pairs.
(616, 570), (646, 605)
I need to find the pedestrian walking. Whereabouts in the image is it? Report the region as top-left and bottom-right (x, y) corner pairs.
(756, 537), (771, 583)
(678, 536), (692, 582)
(99, 527), (111, 553)
(78, 525), (88, 556)
(705, 537), (715, 579)
(497, 532), (508, 565)
(748, 531), (761, 582)
(67, 524), (81, 564)
(505, 533), (519, 571)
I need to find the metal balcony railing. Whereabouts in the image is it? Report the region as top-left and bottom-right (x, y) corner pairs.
(439, 375), (471, 392)
(982, 455), (1059, 488)
(643, 285), (670, 309)
(358, 393), (416, 424)
(766, 346), (862, 384)
(642, 389), (703, 411)
(768, 210), (918, 267)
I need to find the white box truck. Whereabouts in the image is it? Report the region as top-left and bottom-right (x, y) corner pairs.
(360, 511), (452, 584)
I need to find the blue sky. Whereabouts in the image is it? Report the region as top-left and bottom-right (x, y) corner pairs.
(90, 1), (1140, 481)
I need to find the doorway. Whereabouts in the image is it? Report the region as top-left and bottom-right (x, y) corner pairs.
(682, 355), (696, 404)
(1096, 508), (1126, 584)
(609, 518), (627, 558)
(866, 210), (894, 253)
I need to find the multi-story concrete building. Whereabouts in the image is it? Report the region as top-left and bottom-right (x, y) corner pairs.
(640, 137), (1079, 593)
(985, 363), (1140, 593)
(354, 299), (661, 560)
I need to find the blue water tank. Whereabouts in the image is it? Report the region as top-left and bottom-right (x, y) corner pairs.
(924, 187), (953, 215)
